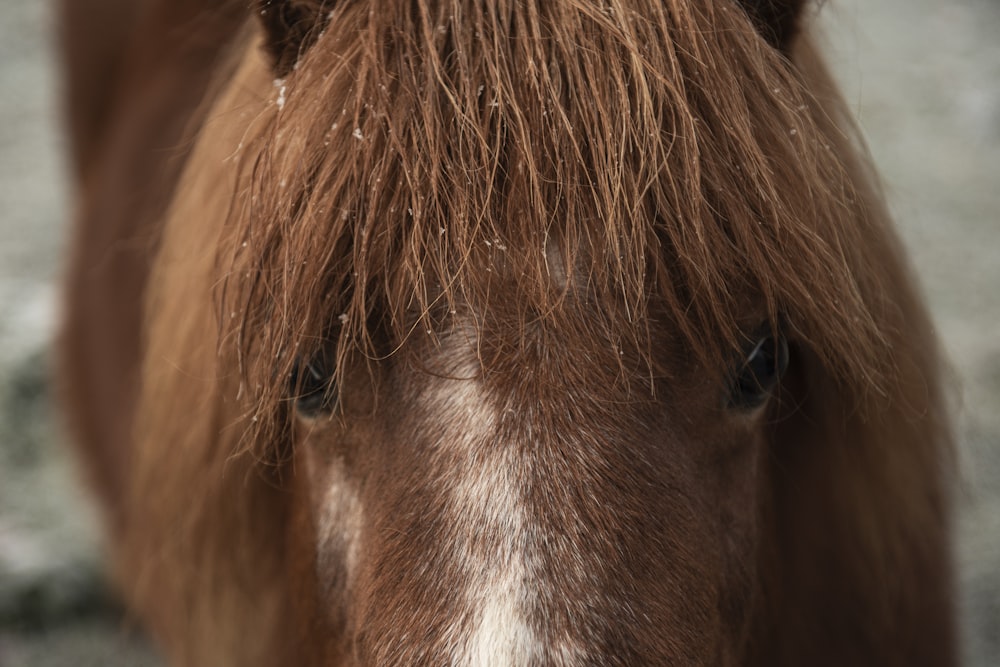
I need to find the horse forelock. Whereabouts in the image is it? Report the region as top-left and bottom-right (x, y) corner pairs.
(221, 0), (895, 453)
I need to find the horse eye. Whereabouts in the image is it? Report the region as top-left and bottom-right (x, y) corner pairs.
(728, 333), (789, 410)
(289, 356), (337, 416)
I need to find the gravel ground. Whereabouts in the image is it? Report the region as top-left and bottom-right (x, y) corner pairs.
(0, 1), (996, 665)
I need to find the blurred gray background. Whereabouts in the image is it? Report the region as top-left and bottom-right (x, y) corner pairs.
(0, 0), (996, 665)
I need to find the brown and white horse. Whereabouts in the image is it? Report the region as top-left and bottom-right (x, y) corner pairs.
(59, 0), (956, 664)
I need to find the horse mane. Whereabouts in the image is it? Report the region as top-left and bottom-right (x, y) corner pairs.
(222, 0), (901, 452)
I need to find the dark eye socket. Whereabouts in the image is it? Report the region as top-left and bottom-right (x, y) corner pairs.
(728, 333), (789, 410)
(289, 354), (337, 416)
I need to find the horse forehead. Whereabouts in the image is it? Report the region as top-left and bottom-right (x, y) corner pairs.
(425, 242), (644, 376)
(344, 317), (715, 663)
(421, 309), (629, 407)
(384, 337), (603, 664)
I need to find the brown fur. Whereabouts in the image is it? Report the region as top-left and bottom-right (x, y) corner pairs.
(60, 0), (955, 665)
(58, 0), (246, 529)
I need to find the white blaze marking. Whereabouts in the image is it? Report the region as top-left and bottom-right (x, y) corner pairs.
(306, 446), (363, 598)
(455, 451), (538, 666)
(429, 364), (547, 666)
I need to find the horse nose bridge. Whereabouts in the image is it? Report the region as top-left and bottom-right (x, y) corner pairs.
(427, 375), (700, 664)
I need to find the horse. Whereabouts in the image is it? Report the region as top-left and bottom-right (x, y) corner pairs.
(58, 0), (957, 664)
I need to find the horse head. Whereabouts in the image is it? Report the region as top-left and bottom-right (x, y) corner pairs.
(64, 0), (955, 664)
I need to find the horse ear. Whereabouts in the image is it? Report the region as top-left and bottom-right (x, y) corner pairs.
(736, 0), (808, 51)
(257, 0), (334, 77)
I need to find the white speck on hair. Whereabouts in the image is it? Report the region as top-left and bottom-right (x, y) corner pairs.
(544, 241), (569, 291)
(273, 78), (287, 110)
(353, 127), (364, 141)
